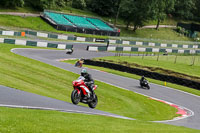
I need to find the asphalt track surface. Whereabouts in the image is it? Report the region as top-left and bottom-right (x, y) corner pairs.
(1, 43), (200, 130)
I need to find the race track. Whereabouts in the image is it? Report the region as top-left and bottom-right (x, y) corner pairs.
(1, 43), (200, 129)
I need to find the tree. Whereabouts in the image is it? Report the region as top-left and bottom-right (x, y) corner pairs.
(173, 0), (196, 20)
(72, 0), (86, 9)
(0, 0), (24, 8)
(86, 0), (122, 25)
(113, 0), (122, 26)
(193, 0), (200, 21)
(56, 0), (66, 7)
(24, 0), (66, 10)
(120, 0), (151, 31)
(150, 0), (175, 30)
(87, 0), (116, 16)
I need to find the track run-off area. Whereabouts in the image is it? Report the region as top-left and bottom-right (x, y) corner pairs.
(0, 42), (200, 130)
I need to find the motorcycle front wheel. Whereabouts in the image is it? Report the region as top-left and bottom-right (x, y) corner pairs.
(147, 85), (150, 90)
(71, 89), (81, 105)
(88, 94), (98, 108)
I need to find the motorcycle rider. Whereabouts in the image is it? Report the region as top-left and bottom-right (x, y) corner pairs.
(140, 75), (146, 85)
(75, 58), (84, 68)
(80, 69), (95, 98)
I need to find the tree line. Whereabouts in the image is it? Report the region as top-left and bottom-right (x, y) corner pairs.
(0, 0), (199, 31)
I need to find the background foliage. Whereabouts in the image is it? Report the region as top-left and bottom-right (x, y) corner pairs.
(0, 0), (200, 31)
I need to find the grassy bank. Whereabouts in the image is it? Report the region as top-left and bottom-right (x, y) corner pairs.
(0, 43), (178, 121)
(0, 107), (198, 133)
(119, 27), (193, 41)
(96, 56), (200, 78)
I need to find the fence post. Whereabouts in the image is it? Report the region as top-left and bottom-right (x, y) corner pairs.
(142, 52), (144, 59)
(174, 55), (177, 64)
(191, 55), (196, 66)
(157, 53), (159, 61)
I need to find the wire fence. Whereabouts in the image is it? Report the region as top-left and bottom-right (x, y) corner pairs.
(110, 36), (200, 45)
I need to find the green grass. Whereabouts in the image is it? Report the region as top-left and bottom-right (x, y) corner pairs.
(63, 58), (200, 96)
(97, 56), (200, 78)
(119, 27), (194, 41)
(0, 107), (198, 133)
(0, 15), (55, 31)
(0, 43), (179, 121)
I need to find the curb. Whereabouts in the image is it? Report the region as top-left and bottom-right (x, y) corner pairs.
(87, 46), (200, 54)
(150, 97), (193, 122)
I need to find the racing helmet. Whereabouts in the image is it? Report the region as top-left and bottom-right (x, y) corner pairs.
(81, 69), (87, 76)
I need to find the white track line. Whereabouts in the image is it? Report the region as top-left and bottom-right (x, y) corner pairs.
(0, 104), (134, 120)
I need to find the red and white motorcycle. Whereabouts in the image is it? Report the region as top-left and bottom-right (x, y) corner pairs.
(71, 76), (98, 108)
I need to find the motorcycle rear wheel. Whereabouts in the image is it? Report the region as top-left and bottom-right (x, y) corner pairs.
(88, 94), (98, 108)
(71, 89), (81, 105)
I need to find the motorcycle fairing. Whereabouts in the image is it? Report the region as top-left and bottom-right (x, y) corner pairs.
(79, 85), (90, 95)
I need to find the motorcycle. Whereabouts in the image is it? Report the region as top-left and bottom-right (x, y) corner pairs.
(140, 79), (150, 89)
(66, 48), (73, 54)
(74, 59), (84, 68)
(71, 76), (98, 108)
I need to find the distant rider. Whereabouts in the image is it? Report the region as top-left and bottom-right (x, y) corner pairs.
(75, 58), (84, 68)
(80, 69), (94, 97)
(140, 75), (146, 85)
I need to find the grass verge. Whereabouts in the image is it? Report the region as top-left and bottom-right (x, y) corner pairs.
(95, 56), (200, 78)
(0, 107), (198, 133)
(119, 27), (193, 41)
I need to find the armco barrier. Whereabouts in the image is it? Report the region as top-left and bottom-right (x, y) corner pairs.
(87, 46), (200, 54)
(1, 30), (200, 49)
(84, 59), (200, 90)
(0, 38), (73, 50)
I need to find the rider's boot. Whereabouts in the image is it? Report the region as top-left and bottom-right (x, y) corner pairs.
(91, 90), (95, 99)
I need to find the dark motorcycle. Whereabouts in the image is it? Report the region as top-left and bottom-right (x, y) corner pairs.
(140, 80), (150, 89)
(66, 48), (73, 54)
